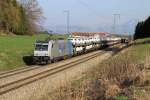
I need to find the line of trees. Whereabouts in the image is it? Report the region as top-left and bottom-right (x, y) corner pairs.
(134, 16), (150, 39)
(0, 0), (42, 35)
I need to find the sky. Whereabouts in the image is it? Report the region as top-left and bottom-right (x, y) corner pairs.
(37, 0), (150, 34)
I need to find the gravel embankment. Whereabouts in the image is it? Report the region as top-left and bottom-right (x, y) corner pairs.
(0, 50), (102, 86)
(0, 49), (112, 100)
(0, 50), (113, 100)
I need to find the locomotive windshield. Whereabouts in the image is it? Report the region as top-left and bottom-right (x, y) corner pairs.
(35, 44), (48, 51)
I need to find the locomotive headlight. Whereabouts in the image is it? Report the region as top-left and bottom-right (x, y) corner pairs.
(34, 53), (39, 56)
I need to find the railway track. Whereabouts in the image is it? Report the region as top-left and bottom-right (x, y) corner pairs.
(0, 42), (121, 80)
(0, 51), (106, 95)
(0, 51), (102, 81)
(0, 66), (44, 79)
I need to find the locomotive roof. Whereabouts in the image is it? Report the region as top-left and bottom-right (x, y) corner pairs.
(36, 40), (49, 43)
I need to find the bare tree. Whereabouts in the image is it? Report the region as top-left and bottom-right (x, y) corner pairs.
(20, 0), (43, 33)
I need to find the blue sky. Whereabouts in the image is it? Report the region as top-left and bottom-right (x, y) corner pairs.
(37, 0), (150, 34)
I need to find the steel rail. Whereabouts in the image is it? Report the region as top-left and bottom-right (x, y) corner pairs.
(0, 51), (106, 95)
(0, 51), (100, 79)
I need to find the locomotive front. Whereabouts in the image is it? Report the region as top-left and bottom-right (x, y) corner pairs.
(33, 41), (51, 64)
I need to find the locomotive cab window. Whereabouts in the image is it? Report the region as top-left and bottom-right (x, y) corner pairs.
(68, 38), (73, 40)
(35, 44), (48, 51)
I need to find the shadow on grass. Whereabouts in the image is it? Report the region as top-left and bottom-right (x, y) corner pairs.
(133, 39), (150, 45)
(105, 43), (133, 56)
(111, 40), (150, 56)
(23, 56), (34, 66)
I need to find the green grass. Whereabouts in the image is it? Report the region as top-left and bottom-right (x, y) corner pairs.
(134, 37), (150, 43)
(0, 34), (67, 71)
(71, 75), (90, 88)
(114, 95), (128, 100)
(127, 39), (150, 62)
(46, 34), (68, 39)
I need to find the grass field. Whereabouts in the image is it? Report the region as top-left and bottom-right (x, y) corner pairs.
(0, 34), (67, 71)
(129, 38), (150, 63)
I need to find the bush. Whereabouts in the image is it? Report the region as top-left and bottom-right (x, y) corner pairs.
(97, 54), (145, 88)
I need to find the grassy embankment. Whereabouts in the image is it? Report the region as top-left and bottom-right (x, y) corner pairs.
(0, 33), (67, 71)
(45, 38), (150, 100)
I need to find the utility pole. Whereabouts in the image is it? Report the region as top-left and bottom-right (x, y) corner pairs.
(113, 14), (120, 34)
(64, 10), (71, 37)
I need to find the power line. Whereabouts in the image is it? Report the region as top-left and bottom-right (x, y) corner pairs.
(75, 0), (103, 19)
